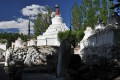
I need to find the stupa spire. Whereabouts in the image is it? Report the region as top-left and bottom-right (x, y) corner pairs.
(55, 4), (60, 16)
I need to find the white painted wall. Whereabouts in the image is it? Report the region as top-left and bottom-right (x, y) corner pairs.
(47, 38), (60, 46)
(37, 38), (60, 46)
(80, 30), (114, 50)
(0, 44), (6, 50)
(37, 39), (47, 46)
(52, 15), (63, 24)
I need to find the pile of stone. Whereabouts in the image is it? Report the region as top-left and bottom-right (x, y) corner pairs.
(5, 46), (58, 66)
(0, 48), (5, 60)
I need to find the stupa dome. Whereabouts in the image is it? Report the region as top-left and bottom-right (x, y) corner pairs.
(52, 4), (63, 24)
(14, 37), (24, 48)
(52, 16), (63, 24)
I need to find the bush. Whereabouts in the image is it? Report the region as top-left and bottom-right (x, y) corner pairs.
(57, 30), (84, 45)
(57, 30), (70, 42)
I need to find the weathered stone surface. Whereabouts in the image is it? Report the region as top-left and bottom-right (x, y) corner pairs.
(0, 48), (5, 60)
(80, 15), (120, 64)
(80, 21), (120, 65)
(5, 46), (58, 66)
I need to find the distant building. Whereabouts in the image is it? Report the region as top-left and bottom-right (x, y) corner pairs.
(0, 39), (7, 50)
(0, 43), (7, 50)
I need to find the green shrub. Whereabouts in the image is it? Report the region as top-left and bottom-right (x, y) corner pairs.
(57, 30), (84, 44)
(75, 30), (84, 43)
(57, 30), (70, 42)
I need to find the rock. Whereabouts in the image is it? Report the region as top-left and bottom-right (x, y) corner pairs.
(114, 76), (120, 80)
(5, 49), (11, 66)
(81, 27), (94, 41)
(0, 48), (5, 60)
(5, 46), (58, 66)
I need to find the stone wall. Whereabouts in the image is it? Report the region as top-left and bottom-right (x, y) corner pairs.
(80, 29), (120, 65)
(5, 46), (59, 66)
(80, 29), (115, 49)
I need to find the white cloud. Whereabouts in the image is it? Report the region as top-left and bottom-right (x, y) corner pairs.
(22, 4), (48, 17)
(21, 4), (55, 19)
(0, 18), (34, 34)
(0, 4), (55, 34)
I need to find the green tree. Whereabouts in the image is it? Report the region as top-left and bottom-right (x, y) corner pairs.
(109, 0), (114, 14)
(72, 0), (113, 29)
(33, 6), (52, 38)
(100, 0), (108, 23)
(0, 33), (27, 48)
(57, 30), (84, 44)
(85, 0), (98, 28)
(72, 2), (82, 30)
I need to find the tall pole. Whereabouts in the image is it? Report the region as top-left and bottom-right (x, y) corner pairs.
(28, 15), (31, 41)
(68, 5), (73, 39)
(28, 15), (31, 46)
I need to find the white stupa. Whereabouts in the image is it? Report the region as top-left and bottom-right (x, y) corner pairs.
(14, 37), (24, 48)
(37, 4), (69, 46)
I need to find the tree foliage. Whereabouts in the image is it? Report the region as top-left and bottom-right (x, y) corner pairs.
(0, 33), (27, 48)
(72, 0), (114, 30)
(33, 6), (52, 38)
(109, 0), (114, 14)
(72, 2), (82, 30)
(100, 0), (108, 23)
(57, 30), (84, 44)
(86, 0), (96, 28)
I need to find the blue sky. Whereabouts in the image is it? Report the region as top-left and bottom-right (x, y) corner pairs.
(0, 0), (117, 34)
(0, 0), (82, 34)
(0, 0), (81, 21)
